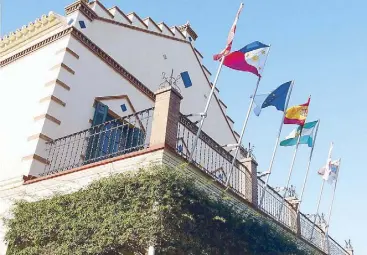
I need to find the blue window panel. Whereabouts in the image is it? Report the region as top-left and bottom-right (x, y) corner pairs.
(92, 102), (108, 126)
(67, 18), (74, 25)
(177, 144), (183, 153)
(180, 71), (192, 88)
(120, 104), (127, 112)
(79, 20), (86, 29)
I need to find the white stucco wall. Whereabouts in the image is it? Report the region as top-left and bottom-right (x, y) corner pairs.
(0, 5), (239, 181)
(0, 36), (69, 182)
(71, 12), (238, 147)
(44, 35), (153, 140)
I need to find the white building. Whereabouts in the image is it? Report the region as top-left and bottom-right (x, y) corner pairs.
(0, 0), (241, 182)
(0, 1), (350, 254)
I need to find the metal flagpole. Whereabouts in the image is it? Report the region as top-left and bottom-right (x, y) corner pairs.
(310, 179), (325, 240)
(310, 142), (333, 240)
(188, 3), (243, 164)
(188, 57), (225, 163)
(297, 119), (321, 214)
(325, 158), (341, 254)
(225, 46), (271, 187)
(277, 131), (302, 221)
(259, 80), (294, 207)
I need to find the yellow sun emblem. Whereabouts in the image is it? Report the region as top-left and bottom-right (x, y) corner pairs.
(251, 55), (259, 61)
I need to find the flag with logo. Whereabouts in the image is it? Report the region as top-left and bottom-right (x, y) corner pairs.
(280, 120), (318, 147)
(284, 97), (310, 126)
(223, 41), (270, 77)
(318, 159), (340, 184)
(253, 81), (292, 116)
(213, 3), (244, 61)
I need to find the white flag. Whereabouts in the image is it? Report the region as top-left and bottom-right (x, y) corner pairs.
(318, 159), (340, 184)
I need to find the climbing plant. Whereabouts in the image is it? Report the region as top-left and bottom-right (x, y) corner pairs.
(4, 165), (310, 255)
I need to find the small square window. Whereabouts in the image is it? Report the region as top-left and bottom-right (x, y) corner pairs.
(79, 20), (86, 29)
(120, 104), (127, 112)
(67, 18), (74, 25)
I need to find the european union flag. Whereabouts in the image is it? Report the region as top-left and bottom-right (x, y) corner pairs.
(253, 81), (292, 116)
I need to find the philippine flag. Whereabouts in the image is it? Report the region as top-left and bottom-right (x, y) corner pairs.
(223, 41), (270, 77)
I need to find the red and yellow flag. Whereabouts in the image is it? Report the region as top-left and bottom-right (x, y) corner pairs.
(284, 97), (310, 126)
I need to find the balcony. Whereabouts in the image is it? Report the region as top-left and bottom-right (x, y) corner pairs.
(37, 86), (348, 255)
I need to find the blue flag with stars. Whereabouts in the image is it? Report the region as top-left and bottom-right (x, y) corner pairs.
(253, 81), (292, 116)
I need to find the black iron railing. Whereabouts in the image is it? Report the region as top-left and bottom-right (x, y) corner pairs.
(176, 114), (348, 255)
(176, 114), (252, 200)
(42, 108), (154, 176)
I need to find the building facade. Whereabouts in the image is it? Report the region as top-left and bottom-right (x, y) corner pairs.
(0, 1), (351, 254)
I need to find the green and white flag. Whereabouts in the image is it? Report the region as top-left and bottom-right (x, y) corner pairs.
(280, 120), (318, 147)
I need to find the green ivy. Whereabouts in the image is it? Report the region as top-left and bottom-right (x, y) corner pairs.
(4, 166), (309, 255)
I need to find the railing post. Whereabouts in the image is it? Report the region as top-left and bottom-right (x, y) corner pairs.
(149, 86), (183, 150)
(285, 199), (301, 235)
(240, 158), (258, 207)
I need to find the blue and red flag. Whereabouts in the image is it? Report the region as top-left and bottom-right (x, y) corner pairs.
(223, 41), (270, 77)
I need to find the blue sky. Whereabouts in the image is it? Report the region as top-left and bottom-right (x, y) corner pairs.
(1, 0), (364, 252)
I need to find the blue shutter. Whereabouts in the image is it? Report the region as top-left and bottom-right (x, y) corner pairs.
(92, 102), (108, 126)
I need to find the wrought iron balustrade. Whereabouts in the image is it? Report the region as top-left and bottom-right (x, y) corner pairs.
(176, 114), (252, 200)
(43, 108), (154, 176)
(176, 114), (348, 255)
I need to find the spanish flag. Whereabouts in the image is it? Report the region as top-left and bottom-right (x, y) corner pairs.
(284, 97), (310, 126)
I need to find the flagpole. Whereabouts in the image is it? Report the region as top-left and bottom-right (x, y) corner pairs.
(188, 57), (225, 163)
(325, 158), (341, 254)
(310, 142), (333, 240)
(259, 80), (294, 207)
(297, 119), (321, 214)
(225, 46), (271, 187)
(188, 3), (243, 164)
(277, 131), (302, 221)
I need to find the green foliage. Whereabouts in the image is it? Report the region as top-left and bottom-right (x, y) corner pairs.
(5, 166), (308, 255)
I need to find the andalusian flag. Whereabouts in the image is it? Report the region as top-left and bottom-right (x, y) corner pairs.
(280, 120), (318, 147)
(284, 97), (310, 126)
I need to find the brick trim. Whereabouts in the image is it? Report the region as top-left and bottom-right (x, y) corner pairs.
(61, 63), (75, 74)
(157, 22), (175, 36)
(34, 114), (61, 125)
(226, 115), (235, 124)
(96, 17), (185, 43)
(27, 133), (53, 142)
(202, 65), (212, 76)
(90, 0), (114, 18)
(22, 154), (50, 165)
(108, 6), (132, 24)
(45, 79), (71, 91)
(143, 17), (162, 32)
(51, 63), (75, 75)
(65, 0), (98, 21)
(56, 47), (80, 59)
(23, 144), (165, 185)
(40, 95), (66, 107)
(195, 48), (204, 59)
(126, 12), (149, 28)
(210, 82), (220, 93)
(219, 99), (227, 108)
(170, 25), (186, 39)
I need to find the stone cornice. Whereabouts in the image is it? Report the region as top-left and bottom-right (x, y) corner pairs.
(0, 27), (73, 67)
(0, 12), (62, 57)
(65, 0), (98, 21)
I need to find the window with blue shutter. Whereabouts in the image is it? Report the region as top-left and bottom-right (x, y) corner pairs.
(85, 102), (145, 164)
